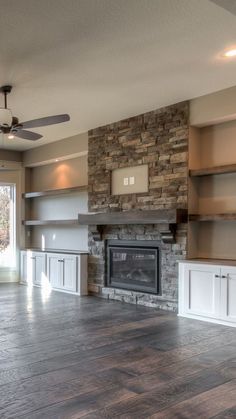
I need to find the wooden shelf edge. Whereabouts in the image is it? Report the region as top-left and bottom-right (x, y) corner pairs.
(22, 185), (88, 199)
(78, 209), (188, 225)
(189, 213), (236, 222)
(22, 219), (79, 226)
(189, 163), (236, 177)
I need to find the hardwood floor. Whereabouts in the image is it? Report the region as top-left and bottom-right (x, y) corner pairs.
(0, 284), (235, 418)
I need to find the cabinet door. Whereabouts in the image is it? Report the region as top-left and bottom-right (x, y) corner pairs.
(20, 251), (28, 284)
(20, 251), (34, 285)
(47, 254), (63, 289)
(220, 267), (236, 323)
(33, 252), (46, 286)
(183, 264), (221, 319)
(62, 255), (77, 292)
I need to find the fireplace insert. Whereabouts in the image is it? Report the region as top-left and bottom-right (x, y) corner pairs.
(106, 240), (160, 294)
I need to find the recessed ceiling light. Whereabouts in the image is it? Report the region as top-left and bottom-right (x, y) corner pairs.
(224, 48), (236, 57)
(8, 134), (14, 139)
(55, 159), (59, 162)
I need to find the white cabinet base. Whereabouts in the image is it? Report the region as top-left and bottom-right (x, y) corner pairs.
(178, 312), (236, 328)
(179, 262), (236, 328)
(20, 250), (87, 296)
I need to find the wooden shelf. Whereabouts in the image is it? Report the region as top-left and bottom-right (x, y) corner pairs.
(23, 185), (88, 199)
(22, 219), (79, 226)
(189, 213), (236, 222)
(78, 209), (187, 225)
(189, 164), (236, 177)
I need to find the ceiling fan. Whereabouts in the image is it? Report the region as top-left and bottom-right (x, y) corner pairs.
(0, 85), (70, 141)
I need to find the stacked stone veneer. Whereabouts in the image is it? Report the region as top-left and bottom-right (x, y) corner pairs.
(88, 101), (189, 311)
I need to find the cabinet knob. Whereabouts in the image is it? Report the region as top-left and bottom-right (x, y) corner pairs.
(215, 274), (220, 278)
(221, 275), (227, 279)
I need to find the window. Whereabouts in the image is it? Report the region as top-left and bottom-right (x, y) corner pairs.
(0, 184), (16, 268)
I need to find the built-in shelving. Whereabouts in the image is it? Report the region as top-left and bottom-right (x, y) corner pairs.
(22, 219), (79, 226)
(189, 213), (236, 222)
(189, 163), (236, 177)
(23, 185), (88, 199)
(188, 120), (236, 261)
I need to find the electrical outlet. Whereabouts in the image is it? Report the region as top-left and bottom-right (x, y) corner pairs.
(129, 176), (135, 185)
(123, 177), (129, 186)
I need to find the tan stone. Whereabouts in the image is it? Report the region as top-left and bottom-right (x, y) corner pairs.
(170, 152), (188, 163)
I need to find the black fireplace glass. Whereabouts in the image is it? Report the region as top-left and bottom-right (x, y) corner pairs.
(107, 240), (160, 294)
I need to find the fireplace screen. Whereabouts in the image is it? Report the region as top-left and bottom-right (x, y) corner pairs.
(107, 240), (160, 294)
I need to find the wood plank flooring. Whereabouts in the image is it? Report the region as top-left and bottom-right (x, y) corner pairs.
(0, 284), (235, 418)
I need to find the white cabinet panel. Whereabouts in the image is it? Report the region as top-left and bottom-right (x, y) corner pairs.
(183, 264), (221, 318)
(62, 255), (77, 292)
(47, 253), (63, 289)
(33, 252), (46, 286)
(20, 251), (46, 286)
(221, 267), (236, 323)
(179, 262), (236, 327)
(20, 251), (29, 284)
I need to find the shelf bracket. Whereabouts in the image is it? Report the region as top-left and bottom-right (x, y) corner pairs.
(89, 223), (177, 244)
(89, 225), (104, 241)
(160, 224), (177, 244)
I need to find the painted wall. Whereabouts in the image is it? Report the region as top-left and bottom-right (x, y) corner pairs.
(190, 85), (236, 127)
(23, 132), (88, 167)
(0, 149), (22, 162)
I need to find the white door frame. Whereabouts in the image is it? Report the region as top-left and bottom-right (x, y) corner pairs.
(0, 162), (24, 283)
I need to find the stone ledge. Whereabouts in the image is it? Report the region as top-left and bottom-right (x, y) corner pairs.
(88, 284), (177, 312)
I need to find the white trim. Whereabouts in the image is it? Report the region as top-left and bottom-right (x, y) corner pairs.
(178, 313), (236, 328)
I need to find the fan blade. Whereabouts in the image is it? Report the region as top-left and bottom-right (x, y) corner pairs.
(20, 114), (70, 129)
(14, 130), (42, 141)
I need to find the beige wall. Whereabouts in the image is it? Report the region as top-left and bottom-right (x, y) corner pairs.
(190, 85), (236, 127)
(112, 165), (148, 195)
(0, 149), (22, 162)
(196, 222), (236, 260)
(29, 155), (87, 191)
(189, 120), (236, 169)
(23, 132), (88, 167)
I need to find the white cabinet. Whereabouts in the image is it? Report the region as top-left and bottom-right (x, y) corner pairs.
(179, 262), (236, 327)
(20, 250), (87, 295)
(220, 267), (236, 323)
(20, 251), (46, 286)
(47, 253), (77, 292)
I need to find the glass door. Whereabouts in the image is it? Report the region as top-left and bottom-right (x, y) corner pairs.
(0, 184), (16, 268)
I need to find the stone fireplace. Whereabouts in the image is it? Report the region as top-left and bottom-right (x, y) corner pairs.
(85, 100), (189, 311)
(107, 239), (161, 294)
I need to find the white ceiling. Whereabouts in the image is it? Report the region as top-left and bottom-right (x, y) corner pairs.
(0, 0), (236, 151)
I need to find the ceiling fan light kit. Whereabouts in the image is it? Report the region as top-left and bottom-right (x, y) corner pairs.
(0, 85), (70, 141)
(0, 108), (13, 128)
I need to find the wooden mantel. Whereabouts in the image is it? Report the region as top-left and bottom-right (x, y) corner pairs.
(78, 209), (187, 243)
